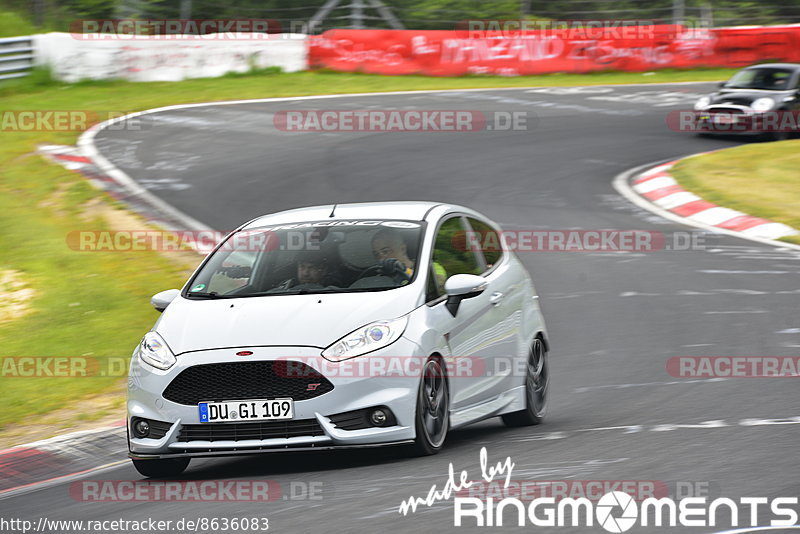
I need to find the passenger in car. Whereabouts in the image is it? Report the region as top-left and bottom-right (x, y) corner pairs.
(275, 250), (333, 289)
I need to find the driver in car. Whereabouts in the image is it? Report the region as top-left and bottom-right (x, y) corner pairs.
(370, 228), (447, 287)
(371, 228), (415, 279)
(275, 250), (332, 289)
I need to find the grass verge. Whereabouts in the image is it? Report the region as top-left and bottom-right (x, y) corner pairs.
(670, 141), (800, 245)
(0, 67), (737, 442)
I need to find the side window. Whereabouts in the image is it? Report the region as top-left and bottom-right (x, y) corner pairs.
(425, 263), (441, 302)
(428, 217), (482, 300)
(467, 217), (503, 272)
(771, 71), (790, 89)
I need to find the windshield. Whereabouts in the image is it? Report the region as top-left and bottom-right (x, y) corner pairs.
(723, 67), (795, 90)
(185, 220), (425, 299)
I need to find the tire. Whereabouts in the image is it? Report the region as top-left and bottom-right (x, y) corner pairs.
(132, 458), (190, 478)
(412, 357), (450, 456)
(502, 337), (549, 427)
(761, 110), (790, 141)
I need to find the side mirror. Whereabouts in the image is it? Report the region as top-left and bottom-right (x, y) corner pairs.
(718, 81), (726, 88)
(443, 274), (487, 317)
(151, 289), (180, 313)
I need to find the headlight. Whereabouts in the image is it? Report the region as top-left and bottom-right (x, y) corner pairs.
(751, 98), (775, 112)
(322, 316), (408, 362)
(138, 332), (176, 370)
(694, 96), (711, 110)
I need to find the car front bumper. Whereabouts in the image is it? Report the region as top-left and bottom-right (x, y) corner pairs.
(694, 107), (788, 135)
(127, 341), (425, 459)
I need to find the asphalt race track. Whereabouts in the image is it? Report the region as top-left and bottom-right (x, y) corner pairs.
(5, 83), (800, 533)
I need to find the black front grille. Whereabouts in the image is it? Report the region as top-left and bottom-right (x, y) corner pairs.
(708, 107), (747, 114)
(162, 360), (334, 405)
(328, 410), (371, 430)
(177, 419), (324, 442)
(130, 417), (173, 439)
(148, 420), (173, 439)
(328, 406), (397, 430)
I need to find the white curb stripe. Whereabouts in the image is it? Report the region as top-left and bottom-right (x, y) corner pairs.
(687, 207), (746, 225)
(633, 175), (678, 194)
(638, 163), (675, 179)
(654, 191), (701, 209)
(741, 222), (800, 240)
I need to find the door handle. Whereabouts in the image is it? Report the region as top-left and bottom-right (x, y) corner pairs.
(489, 292), (505, 306)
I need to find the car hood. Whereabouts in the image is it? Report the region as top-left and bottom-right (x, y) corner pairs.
(154, 290), (420, 354)
(709, 89), (793, 107)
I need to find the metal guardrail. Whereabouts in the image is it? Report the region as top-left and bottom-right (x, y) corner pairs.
(0, 36), (35, 81)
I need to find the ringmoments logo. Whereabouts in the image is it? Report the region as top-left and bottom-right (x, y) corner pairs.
(397, 448), (800, 530)
(453, 492), (799, 529)
(596, 492), (637, 532)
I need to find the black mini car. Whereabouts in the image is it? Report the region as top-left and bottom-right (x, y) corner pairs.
(693, 63), (800, 140)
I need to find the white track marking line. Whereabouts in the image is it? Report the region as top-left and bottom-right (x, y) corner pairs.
(76, 82), (709, 234)
(703, 310), (769, 314)
(507, 416), (800, 443)
(574, 378), (727, 392)
(699, 270), (794, 274)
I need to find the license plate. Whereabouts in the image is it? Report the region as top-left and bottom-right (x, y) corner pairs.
(713, 114), (735, 125)
(198, 398), (293, 423)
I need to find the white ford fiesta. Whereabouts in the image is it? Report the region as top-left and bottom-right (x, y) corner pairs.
(128, 202), (549, 477)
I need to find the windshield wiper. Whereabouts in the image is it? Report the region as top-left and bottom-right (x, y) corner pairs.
(246, 287), (393, 297)
(186, 291), (237, 299)
(264, 288), (351, 296)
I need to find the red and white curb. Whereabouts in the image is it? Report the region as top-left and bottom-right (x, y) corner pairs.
(613, 155), (800, 250)
(632, 160), (799, 240)
(0, 423), (128, 499)
(38, 144), (212, 254)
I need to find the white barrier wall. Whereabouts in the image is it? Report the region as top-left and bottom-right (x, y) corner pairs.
(34, 32), (308, 82)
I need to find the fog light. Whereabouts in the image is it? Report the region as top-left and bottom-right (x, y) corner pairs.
(132, 419), (150, 438)
(370, 409), (387, 426)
